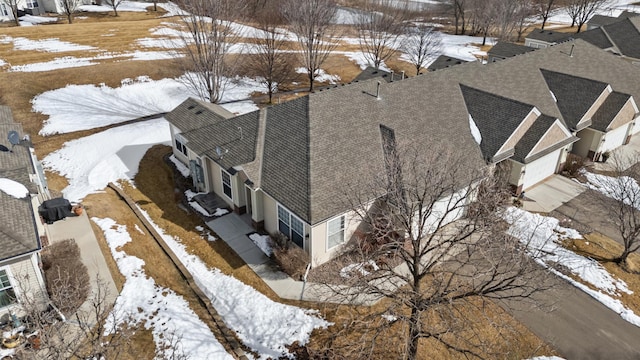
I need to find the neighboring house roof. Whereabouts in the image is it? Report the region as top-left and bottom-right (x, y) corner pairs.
(602, 18), (640, 59)
(427, 55), (469, 71)
(352, 66), (405, 83)
(0, 107), (39, 262)
(526, 29), (570, 43)
(540, 68), (609, 130)
(488, 42), (535, 60)
(588, 14), (621, 28)
(572, 27), (614, 49)
(165, 97), (234, 133)
(619, 10), (640, 19)
(460, 84), (535, 161)
(591, 91), (632, 132)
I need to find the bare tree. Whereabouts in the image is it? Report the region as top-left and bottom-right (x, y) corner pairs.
(57, 0), (81, 24)
(572, 0), (607, 33)
(585, 154), (640, 270)
(103, 0), (123, 16)
(316, 143), (552, 360)
(514, 0), (536, 42)
(242, 5), (294, 104)
(355, 0), (408, 69)
(492, 0), (534, 42)
(470, 0), (496, 46)
(401, 25), (442, 75)
(451, 0), (468, 35)
(176, 0), (245, 103)
(5, 0), (20, 26)
(534, 0), (557, 30)
(282, 0), (339, 92)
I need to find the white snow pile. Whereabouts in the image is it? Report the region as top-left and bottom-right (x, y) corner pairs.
(42, 118), (171, 202)
(184, 189), (229, 217)
(296, 67), (340, 84)
(18, 15), (58, 26)
(6, 36), (97, 52)
(0, 59), (6, 67)
(340, 50), (392, 72)
(195, 225), (217, 242)
(169, 154), (191, 177)
(33, 75), (263, 135)
(10, 56), (102, 72)
(340, 260), (379, 278)
(582, 171), (640, 208)
(93, 217), (233, 360)
(248, 233), (273, 257)
(468, 114), (482, 145)
(137, 207), (331, 359)
(0, 178), (29, 198)
(505, 207), (640, 327)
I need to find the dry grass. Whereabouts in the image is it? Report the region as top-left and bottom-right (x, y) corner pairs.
(563, 233), (640, 316)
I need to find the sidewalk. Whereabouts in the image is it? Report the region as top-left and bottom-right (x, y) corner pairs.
(44, 209), (119, 324)
(206, 214), (379, 305)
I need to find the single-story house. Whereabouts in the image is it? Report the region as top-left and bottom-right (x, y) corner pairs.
(487, 42), (535, 62)
(0, 0), (41, 21)
(524, 29), (570, 48)
(167, 39), (640, 266)
(0, 106), (49, 320)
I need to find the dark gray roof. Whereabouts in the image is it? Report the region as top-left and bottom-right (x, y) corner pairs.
(427, 55), (469, 71)
(573, 27), (614, 49)
(488, 42), (535, 60)
(591, 91), (631, 132)
(0, 107), (39, 262)
(526, 28), (571, 43)
(512, 115), (576, 163)
(352, 66), (404, 83)
(588, 14), (621, 28)
(540, 68), (609, 130)
(181, 110), (259, 171)
(165, 98), (235, 132)
(619, 11), (640, 19)
(602, 18), (640, 59)
(460, 84), (535, 161)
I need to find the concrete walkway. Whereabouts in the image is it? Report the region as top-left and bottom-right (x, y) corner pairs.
(45, 209), (118, 324)
(522, 175), (586, 213)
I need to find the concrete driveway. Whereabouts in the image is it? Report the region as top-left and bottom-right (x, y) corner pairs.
(522, 175), (586, 213)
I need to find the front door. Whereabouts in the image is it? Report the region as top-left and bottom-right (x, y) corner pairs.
(245, 186), (253, 216)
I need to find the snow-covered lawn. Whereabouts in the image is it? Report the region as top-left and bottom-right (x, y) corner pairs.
(582, 170), (640, 208)
(546, 0), (640, 24)
(137, 208), (331, 359)
(504, 207), (640, 327)
(93, 217), (233, 360)
(33, 75), (265, 135)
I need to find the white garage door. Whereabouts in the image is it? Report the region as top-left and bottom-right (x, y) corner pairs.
(601, 124), (630, 153)
(522, 149), (562, 190)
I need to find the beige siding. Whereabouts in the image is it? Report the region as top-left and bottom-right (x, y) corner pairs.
(309, 210), (361, 267)
(529, 123), (569, 156)
(0, 253), (48, 319)
(262, 193), (278, 236)
(578, 87), (611, 127)
(609, 99), (636, 130)
(250, 188), (265, 223)
(508, 160), (524, 186)
(573, 129), (599, 158)
(205, 159), (234, 208)
(497, 109), (539, 155)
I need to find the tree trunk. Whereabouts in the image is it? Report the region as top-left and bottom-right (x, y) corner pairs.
(67, 14), (73, 24)
(406, 306), (421, 360)
(308, 71), (314, 92)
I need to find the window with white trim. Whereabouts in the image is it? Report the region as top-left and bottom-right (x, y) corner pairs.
(327, 216), (345, 249)
(221, 170), (232, 199)
(1, 3), (8, 16)
(26, 0), (38, 7)
(0, 269), (16, 309)
(278, 205), (304, 247)
(175, 134), (188, 156)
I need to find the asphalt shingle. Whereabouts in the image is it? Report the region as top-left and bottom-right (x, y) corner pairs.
(591, 91), (631, 132)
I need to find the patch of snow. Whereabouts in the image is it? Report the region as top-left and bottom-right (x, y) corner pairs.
(296, 67), (340, 84)
(18, 14), (58, 25)
(0, 59), (6, 67)
(381, 314), (397, 322)
(212, 208), (228, 217)
(134, 223), (144, 234)
(136, 37), (184, 49)
(340, 260), (379, 278)
(42, 118), (171, 202)
(93, 217), (232, 360)
(0, 178), (29, 198)
(137, 208), (331, 359)
(169, 155), (190, 177)
(9, 36), (97, 52)
(583, 171), (640, 208)
(249, 233), (272, 256)
(340, 51), (391, 71)
(469, 114), (482, 145)
(10, 56), (99, 72)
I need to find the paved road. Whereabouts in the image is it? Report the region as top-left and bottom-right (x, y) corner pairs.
(502, 272), (640, 359)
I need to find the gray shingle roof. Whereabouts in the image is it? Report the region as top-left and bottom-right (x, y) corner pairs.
(526, 28), (571, 43)
(619, 10), (640, 19)
(0, 107), (39, 262)
(488, 42), (535, 60)
(588, 14), (621, 28)
(512, 115), (575, 163)
(572, 28), (614, 49)
(591, 91), (631, 132)
(460, 85), (535, 161)
(353, 66), (405, 83)
(540, 68), (609, 130)
(165, 98), (234, 132)
(427, 55), (469, 71)
(602, 18), (640, 59)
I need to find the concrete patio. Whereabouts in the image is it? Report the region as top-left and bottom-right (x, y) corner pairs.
(521, 175), (586, 213)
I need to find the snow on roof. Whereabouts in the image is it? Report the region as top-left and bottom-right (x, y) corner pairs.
(0, 178), (29, 198)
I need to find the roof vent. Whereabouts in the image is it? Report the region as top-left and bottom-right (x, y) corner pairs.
(376, 81), (381, 99)
(195, 110), (203, 115)
(187, 105), (196, 110)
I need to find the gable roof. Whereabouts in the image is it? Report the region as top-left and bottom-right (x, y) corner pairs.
(591, 91), (631, 132)
(427, 55), (469, 71)
(512, 115), (576, 163)
(488, 42), (535, 60)
(526, 28), (571, 43)
(603, 18), (640, 59)
(588, 14), (621, 28)
(540, 68), (609, 129)
(353, 66), (405, 83)
(0, 107), (40, 262)
(572, 27), (614, 49)
(460, 84), (535, 161)
(165, 97), (235, 132)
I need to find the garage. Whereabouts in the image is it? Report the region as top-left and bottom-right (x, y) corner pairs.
(522, 149), (562, 190)
(601, 123), (631, 153)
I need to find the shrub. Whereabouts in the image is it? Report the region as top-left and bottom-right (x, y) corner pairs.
(563, 153), (584, 177)
(41, 239), (90, 316)
(271, 233), (309, 279)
